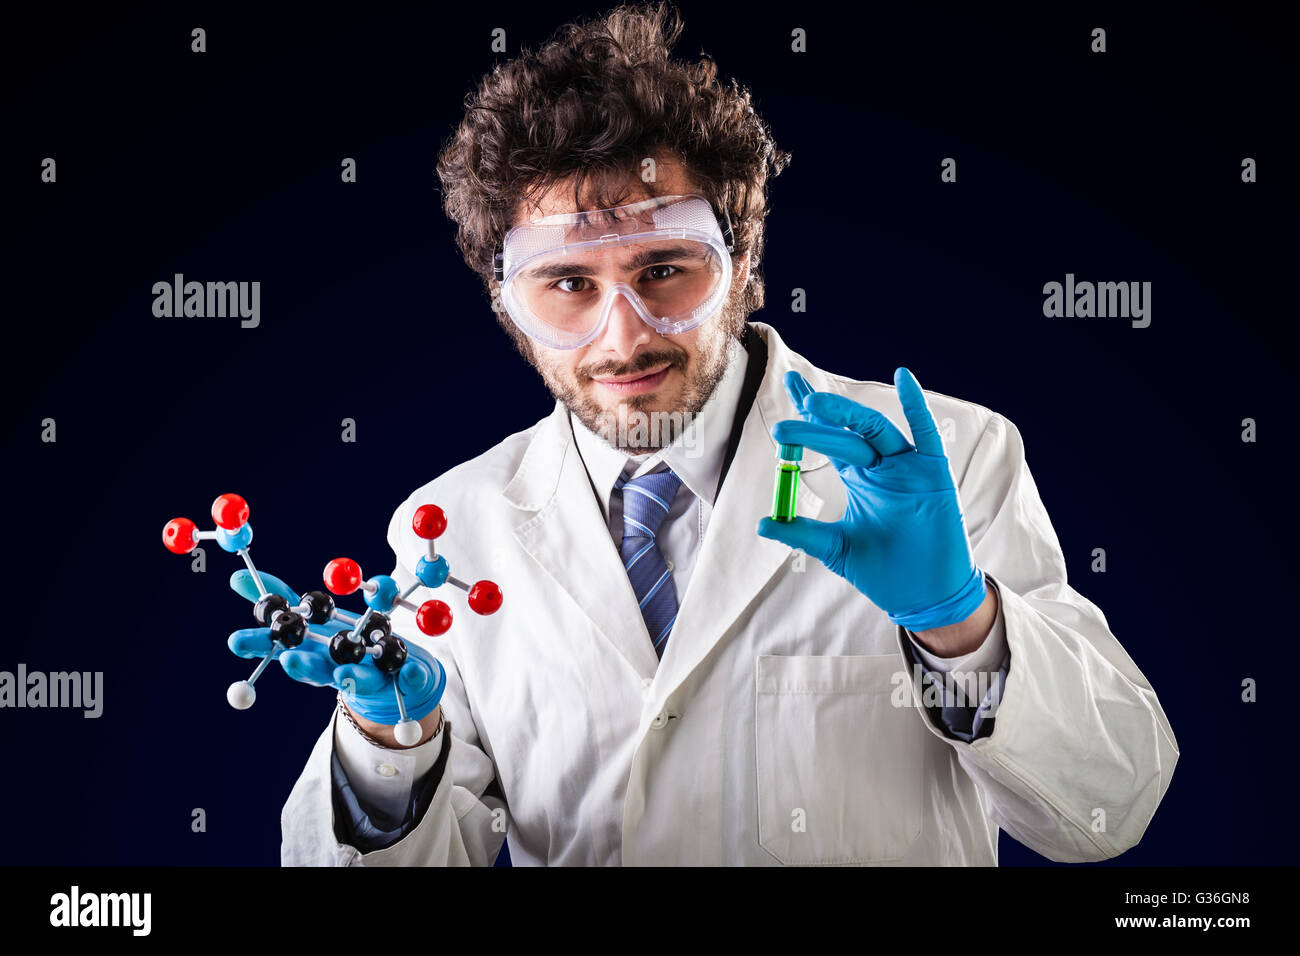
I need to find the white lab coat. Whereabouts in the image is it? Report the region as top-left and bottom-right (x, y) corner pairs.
(280, 320), (1178, 866)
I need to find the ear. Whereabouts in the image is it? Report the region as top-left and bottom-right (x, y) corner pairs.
(734, 252), (751, 291)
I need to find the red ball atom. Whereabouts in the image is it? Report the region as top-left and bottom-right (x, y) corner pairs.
(211, 493), (249, 530)
(467, 580), (503, 615)
(323, 557), (363, 595)
(416, 599), (453, 636)
(162, 517), (197, 554)
(412, 504), (447, 540)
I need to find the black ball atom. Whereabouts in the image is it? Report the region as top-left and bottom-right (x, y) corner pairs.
(329, 631), (367, 666)
(269, 610), (307, 649)
(300, 590), (336, 625)
(372, 635), (408, 674)
(354, 613), (392, 645)
(254, 593), (291, 626)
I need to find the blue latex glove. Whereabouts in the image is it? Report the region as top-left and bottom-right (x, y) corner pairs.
(756, 368), (987, 632)
(227, 569), (445, 725)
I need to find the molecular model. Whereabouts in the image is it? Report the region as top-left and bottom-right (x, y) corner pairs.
(162, 493), (501, 745)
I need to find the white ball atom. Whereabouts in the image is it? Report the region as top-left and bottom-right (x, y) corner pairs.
(227, 681), (256, 710)
(394, 719), (422, 747)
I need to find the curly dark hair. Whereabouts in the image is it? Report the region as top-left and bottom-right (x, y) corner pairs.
(436, 1), (790, 329)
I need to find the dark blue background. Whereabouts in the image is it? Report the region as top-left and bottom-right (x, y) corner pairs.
(1, 1), (1293, 865)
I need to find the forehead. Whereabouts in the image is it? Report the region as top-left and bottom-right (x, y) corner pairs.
(513, 156), (699, 225)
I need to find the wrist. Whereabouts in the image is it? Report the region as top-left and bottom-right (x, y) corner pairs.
(888, 566), (987, 633)
(339, 695), (443, 749)
(910, 581), (999, 657)
(340, 657), (447, 726)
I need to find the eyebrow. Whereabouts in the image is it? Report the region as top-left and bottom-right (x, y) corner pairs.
(522, 243), (708, 280)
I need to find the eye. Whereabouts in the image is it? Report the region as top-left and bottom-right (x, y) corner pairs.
(552, 277), (592, 293)
(643, 264), (680, 281)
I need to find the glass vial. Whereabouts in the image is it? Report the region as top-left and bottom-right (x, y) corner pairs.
(770, 442), (803, 522)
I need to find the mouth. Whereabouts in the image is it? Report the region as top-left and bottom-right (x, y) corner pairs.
(591, 364), (673, 395)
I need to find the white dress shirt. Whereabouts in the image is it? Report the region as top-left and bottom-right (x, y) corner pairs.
(568, 334), (749, 597)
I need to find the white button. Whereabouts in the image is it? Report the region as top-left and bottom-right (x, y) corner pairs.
(665, 560), (674, 571)
(650, 711), (668, 729)
(376, 763), (398, 777)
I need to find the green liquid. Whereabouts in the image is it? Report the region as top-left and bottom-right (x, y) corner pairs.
(771, 462), (800, 521)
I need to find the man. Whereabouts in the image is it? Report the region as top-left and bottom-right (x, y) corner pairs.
(258, 3), (1177, 865)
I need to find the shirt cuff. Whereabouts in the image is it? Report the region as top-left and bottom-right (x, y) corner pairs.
(899, 576), (1009, 743)
(906, 576), (1007, 677)
(333, 709), (445, 829)
(331, 718), (452, 854)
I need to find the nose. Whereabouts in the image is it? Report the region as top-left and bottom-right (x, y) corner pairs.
(592, 286), (653, 361)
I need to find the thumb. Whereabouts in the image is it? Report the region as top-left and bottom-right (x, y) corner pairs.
(229, 569), (300, 606)
(397, 658), (433, 697)
(333, 662), (388, 698)
(399, 655), (446, 701)
(756, 516), (843, 567)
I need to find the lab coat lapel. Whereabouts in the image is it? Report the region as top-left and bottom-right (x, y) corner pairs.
(504, 401), (662, 680)
(653, 322), (831, 697)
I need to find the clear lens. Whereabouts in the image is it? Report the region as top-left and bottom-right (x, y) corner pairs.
(509, 238), (725, 340)
(499, 195), (732, 350)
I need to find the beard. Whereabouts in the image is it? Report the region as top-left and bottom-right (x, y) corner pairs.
(508, 285), (751, 452)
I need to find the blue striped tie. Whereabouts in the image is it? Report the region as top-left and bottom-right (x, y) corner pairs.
(615, 468), (685, 658)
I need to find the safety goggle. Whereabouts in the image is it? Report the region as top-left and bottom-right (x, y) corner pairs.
(493, 194), (735, 350)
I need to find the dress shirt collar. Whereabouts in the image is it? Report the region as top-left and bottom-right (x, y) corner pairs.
(569, 334), (749, 518)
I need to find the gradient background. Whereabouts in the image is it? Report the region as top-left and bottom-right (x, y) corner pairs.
(1, 1), (1293, 866)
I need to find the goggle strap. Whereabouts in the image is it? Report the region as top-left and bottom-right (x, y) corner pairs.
(717, 206), (735, 253)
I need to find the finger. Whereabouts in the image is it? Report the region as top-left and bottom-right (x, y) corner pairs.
(277, 647), (338, 687)
(783, 370), (814, 415)
(229, 569), (300, 606)
(230, 624), (341, 660)
(894, 367), (944, 457)
(771, 420), (879, 469)
(228, 627), (275, 659)
(398, 656), (445, 700)
(794, 392), (878, 469)
(756, 516), (845, 568)
(802, 392), (912, 457)
(397, 660), (432, 697)
(333, 662), (389, 698)
(310, 618), (355, 638)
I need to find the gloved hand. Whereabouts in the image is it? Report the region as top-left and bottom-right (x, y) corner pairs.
(756, 368), (987, 632)
(226, 569), (445, 727)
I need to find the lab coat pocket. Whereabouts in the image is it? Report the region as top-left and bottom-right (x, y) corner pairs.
(755, 654), (924, 865)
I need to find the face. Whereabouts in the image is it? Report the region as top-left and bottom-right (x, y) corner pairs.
(502, 160), (751, 453)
